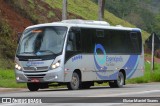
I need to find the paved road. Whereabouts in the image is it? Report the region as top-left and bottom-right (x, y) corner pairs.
(0, 83), (160, 106)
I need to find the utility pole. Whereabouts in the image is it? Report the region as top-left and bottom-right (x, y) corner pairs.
(62, 0), (67, 20)
(151, 33), (155, 72)
(98, 0), (105, 21)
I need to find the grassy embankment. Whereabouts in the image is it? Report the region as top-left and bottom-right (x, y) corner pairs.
(0, 62), (160, 88)
(127, 62), (160, 83)
(0, 69), (26, 88)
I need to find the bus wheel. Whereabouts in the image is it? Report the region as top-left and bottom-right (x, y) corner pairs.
(27, 83), (39, 91)
(67, 72), (80, 90)
(109, 72), (124, 88)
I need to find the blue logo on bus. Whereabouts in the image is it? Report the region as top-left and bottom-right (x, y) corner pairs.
(94, 44), (108, 79)
(72, 54), (82, 62)
(26, 61), (44, 67)
(93, 43), (140, 80)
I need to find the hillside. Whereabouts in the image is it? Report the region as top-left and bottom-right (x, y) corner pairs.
(5, 0), (149, 40)
(44, 0), (149, 40)
(0, 0), (149, 69)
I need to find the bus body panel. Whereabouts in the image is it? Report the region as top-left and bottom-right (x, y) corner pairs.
(64, 54), (144, 82)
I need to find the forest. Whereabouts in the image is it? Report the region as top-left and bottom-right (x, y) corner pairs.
(106, 0), (160, 36)
(93, 0), (160, 36)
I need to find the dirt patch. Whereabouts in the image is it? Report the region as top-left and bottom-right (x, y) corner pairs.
(26, 0), (84, 22)
(145, 48), (160, 63)
(0, 0), (32, 34)
(0, 88), (26, 93)
(145, 56), (160, 63)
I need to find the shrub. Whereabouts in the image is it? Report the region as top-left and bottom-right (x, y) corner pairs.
(155, 49), (160, 58)
(0, 18), (16, 69)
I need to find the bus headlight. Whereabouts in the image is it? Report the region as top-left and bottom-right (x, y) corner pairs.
(15, 63), (22, 70)
(51, 61), (60, 69)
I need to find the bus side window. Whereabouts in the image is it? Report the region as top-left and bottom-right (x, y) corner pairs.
(67, 32), (74, 51)
(130, 32), (141, 54)
(67, 30), (81, 51)
(81, 28), (94, 53)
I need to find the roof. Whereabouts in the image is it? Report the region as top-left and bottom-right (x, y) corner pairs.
(26, 19), (141, 32)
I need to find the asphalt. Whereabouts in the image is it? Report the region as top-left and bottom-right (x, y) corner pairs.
(0, 82), (160, 106)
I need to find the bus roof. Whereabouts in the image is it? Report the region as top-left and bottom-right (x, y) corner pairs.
(26, 19), (141, 32)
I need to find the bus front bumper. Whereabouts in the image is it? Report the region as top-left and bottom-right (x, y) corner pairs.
(15, 67), (64, 83)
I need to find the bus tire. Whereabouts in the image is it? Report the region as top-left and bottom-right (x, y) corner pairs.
(67, 72), (80, 90)
(109, 72), (124, 88)
(27, 83), (39, 91)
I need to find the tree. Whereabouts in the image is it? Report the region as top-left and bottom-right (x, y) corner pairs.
(98, 0), (105, 21)
(62, 0), (67, 20)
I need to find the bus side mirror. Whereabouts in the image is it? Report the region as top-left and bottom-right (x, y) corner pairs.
(17, 32), (22, 44)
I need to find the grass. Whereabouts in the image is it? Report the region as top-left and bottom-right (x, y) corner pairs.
(0, 69), (26, 88)
(47, 11), (55, 18)
(127, 62), (160, 84)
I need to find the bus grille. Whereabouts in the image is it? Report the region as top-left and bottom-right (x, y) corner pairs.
(23, 66), (49, 72)
(25, 74), (46, 78)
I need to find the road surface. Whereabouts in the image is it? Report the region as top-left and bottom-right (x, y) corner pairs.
(0, 82), (160, 106)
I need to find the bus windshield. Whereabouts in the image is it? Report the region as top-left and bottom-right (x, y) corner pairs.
(17, 26), (67, 56)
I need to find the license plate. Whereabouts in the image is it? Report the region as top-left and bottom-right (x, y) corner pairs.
(31, 79), (40, 82)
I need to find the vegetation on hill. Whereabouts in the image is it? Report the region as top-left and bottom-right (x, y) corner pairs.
(0, 17), (15, 69)
(5, 0), (83, 24)
(44, 0), (149, 40)
(6, 0), (150, 40)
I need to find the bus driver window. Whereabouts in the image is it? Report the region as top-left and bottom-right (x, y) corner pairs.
(67, 32), (75, 51)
